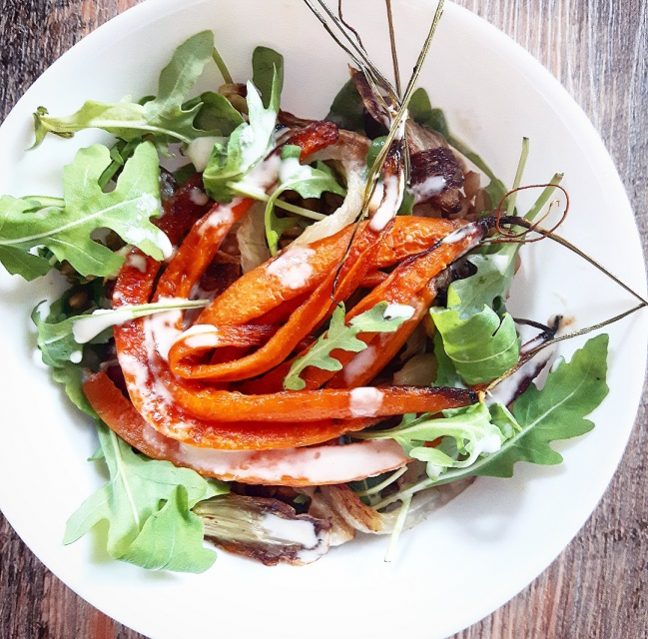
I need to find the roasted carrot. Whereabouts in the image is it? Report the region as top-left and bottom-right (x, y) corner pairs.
(83, 371), (408, 486)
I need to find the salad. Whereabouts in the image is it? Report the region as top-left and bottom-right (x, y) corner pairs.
(1, 3), (641, 573)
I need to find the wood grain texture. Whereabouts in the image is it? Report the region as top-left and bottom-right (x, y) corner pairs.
(0, 0), (646, 637)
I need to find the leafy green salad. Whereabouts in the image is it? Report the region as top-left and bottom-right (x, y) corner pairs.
(0, 20), (622, 574)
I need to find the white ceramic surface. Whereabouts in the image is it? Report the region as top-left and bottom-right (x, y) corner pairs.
(0, 1), (646, 638)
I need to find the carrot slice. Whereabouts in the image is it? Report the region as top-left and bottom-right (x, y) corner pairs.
(246, 220), (486, 393)
(83, 372), (408, 486)
(197, 216), (461, 326)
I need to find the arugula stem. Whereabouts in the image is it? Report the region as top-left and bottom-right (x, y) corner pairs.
(519, 302), (646, 363)
(353, 466), (407, 497)
(230, 184), (326, 220)
(524, 173), (563, 222)
(375, 478), (431, 510)
(507, 137), (529, 216)
(384, 494), (411, 561)
(357, 0), (445, 219)
(212, 47), (234, 84)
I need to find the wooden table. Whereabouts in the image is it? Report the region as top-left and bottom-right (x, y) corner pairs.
(1, 1), (646, 637)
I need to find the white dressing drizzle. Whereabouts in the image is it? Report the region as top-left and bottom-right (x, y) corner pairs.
(384, 303), (415, 320)
(343, 346), (376, 385)
(128, 224), (174, 260)
(441, 225), (474, 245)
(260, 513), (319, 548)
(279, 155), (312, 183)
(349, 387), (384, 417)
(72, 308), (137, 344)
(266, 246), (315, 290)
(144, 309), (182, 361)
(175, 324), (220, 350)
(189, 188), (209, 206)
(233, 153), (282, 196)
(185, 136), (223, 171)
(201, 203), (235, 229)
(72, 298), (206, 345)
(369, 173), (405, 232)
(126, 253), (148, 273)
(411, 175), (446, 203)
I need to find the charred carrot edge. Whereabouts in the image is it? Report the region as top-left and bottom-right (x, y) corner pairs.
(246, 221), (485, 393)
(168, 217), (467, 380)
(196, 216), (461, 326)
(83, 371), (409, 486)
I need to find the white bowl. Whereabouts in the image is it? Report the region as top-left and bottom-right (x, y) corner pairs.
(0, 1), (645, 638)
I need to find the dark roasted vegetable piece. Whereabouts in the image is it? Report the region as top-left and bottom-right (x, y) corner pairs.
(195, 493), (331, 565)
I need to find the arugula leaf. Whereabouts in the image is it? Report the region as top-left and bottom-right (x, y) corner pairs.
(191, 91), (244, 135)
(252, 46), (284, 108)
(284, 302), (411, 390)
(359, 402), (512, 478)
(202, 75), (280, 202)
(51, 363), (95, 417)
(264, 145), (345, 254)
(33, 31), (218, 146)
(0, 242), (52, 280)
(489, 333), (609, 475)
(432, 332), (462, 387)
(120, 486), (217, 573)
(422, 334), (609, 486)
(432, 305), (520, 385)
(33, 298), (209, 368)
(0, 142), (170, 279)
(327, 79), (365, 132)
(64, 423), (228, 570)
(446, 246), (517, 317)
(408, 88), (449, 138)
(362, 335), (609, 503)
(32, 285), (107, 415)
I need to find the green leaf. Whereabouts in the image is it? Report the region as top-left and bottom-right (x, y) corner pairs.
(358, 402), (509, 479)
(446, 245), (517, 317)
(432, 305), (520, 385)
(33, 31), (218, 145)
(488, 334), (610, 475)
(422, 335), (609, 486)
(252, 46), (284, 109)
(264, 145), (346, 254)
(120, 486), (217, 573)
(0, 245), (51, 280)
(432, 332), (461, 387)
(192, 91), (244, 135)
(33, 298), (209, 367)
(51, 362), (96, 417)
(366, 136), (386, 167)
(408, 88), (449, 138)
(203, 75), (280, 202)
(326, 79), (365, 132)
(0, 142), (170, 278)
(283, 302), (411, 390)
(64, 423), (228, 566)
